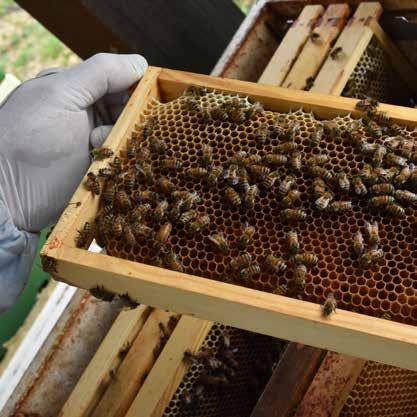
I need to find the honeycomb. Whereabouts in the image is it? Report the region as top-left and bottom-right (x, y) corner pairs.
(342, 36), (411, 106)
(339, 361), (417, 417)
(92, 89), (417, 326)
(161, 324), (282, 417)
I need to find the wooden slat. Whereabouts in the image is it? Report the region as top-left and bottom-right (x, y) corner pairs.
(370, 20), (417, 94)
(125, 316), (213, 417)
(251, 343), (325, 417)
(282, 4), (350, 90)
(312, 2), (383, 95)
(90, 309), (173, 417)
(59, 305), (151, 417)
(258, 5), (324, 86)
(294, 352), (366, 417)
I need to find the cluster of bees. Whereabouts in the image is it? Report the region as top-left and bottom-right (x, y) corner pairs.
(76, 84), (417, 319)
(181, 332), (239, 411)
(153, 315), (180, 359)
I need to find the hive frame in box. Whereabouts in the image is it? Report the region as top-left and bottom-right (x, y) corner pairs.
(42, 66), (417, 371)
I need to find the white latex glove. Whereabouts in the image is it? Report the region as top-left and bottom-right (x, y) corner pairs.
(0, 53), (147, 313)
(0, 53), (147, 232)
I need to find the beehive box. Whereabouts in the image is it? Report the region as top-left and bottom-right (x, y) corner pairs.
(42, 67), (417, 371)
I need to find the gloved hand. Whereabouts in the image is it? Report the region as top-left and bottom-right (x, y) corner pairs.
(0, 53), (148, 233)
(0, 53), (147, 313)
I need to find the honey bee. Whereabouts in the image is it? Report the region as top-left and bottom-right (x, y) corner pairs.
(208, 233), (230, 254)
(248, 164), (270, 180)
(330, 46), (344, 60)
(210, 106), (229, 122)
(294, 264), (307, 289)
(76, 222), (92, 248)
(112, 215), (124, 237)
(277, 141), (298, 154)
(360, 248), (383, 267)
(98, 167), (116, 179)
(278, 175), (296, 196)
(155, 222), (172, 247)
(353, 231), (365, 257)
(335, 171), (350, 192)
(305, 76), (315, 90)
(230, 253), (253, 270)
(385, 152), (408, 167)
(411, 169), (417, 187)
(229, 151), (248, 167)
(225, 186), (242, 208)
(370, 183), (395, 196)
(293, 252), (318, 266)
(370, 195), (395, 207)
(243, 184), (259, 210)
(359, 164), (376, 184)
(238, 223), (256, 249)
(164, 249), (183, 272)
(310, 123), (324, 147)
(322, 292), (337, 317)
(85, 172), (101, 195)
(315, 191), (333, 210)
(160, 158), (183, 172)
(328, 200), (352, 213)
(352, 176), (368, 196)
(245, 101), (264, 120)
(288, 152), (302, 172)
(236, 172), (250, 193)
(229, 106), (247, 124)
(309, 31), (321, 43)
(111, 156), (122, 173)
(355, 97), (378, 111)
(309, 165), (332, 181)
(126, 139), (137, 158)
(115, 190), (132, 211)
(240, 264), (261, 282)
(157, 176), (176, 195)
(372, 145), (387, 167)
(149, 137), (167, 154)
(375, 167), (399, 183)
(207, 165), (224, 187)
(281, 208), (307, 222)
(133, 190), (157, 204)
(136, 161), (155, 185)
(102, 181), (116, 205)
(124, 224), (137, 245)
(313, 178), (328, 197)
(184, 97), (202, 113)
(322, 120), (341, 137)
(90, 286), (115, 302)
(264, 255), (287, 273)
(373, 110), (391, 125)
(123, 171), (136, 192)
(282, 189), (301, 208)
(199, 108), (212, 124)
(364, 221), (380, 246)
(137, 146), (151, 161)
(132, 222), (154, 238)
(273, 284), (288, 296)
(384, 136), (402, 151)
(385, 203), (405, 217)
(142, 117), (156, 138)
(359, 142), (378, 154)
(91, 146), (114, 160)
(394, 189), (417, 204)
(394, 164), (413, 186)
(131, 203), (151, 222)
(41, 255), (58, 274)
(224, 164), (239, 186)
(178, 209), (198, 226)
(184, 85), (207, 97)
(201, 145), (213, 167)
(186, 167), (209, 181)
(245, 154), (263, 165)
(255, 124), (269, 144)
(180, 191), (201, 210)
(187, 215), (210, 235)
(261, 171), (280, 189)
(154, 199), (169, 223)
(264, 153), (288, 166)
(287, 230), (300, 255)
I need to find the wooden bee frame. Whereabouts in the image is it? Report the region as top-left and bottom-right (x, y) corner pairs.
(42, 66), (417, 371)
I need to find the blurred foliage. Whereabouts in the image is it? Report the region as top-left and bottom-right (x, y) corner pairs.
(0, 0), (79, 80)
(234, 0), (256, 14)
